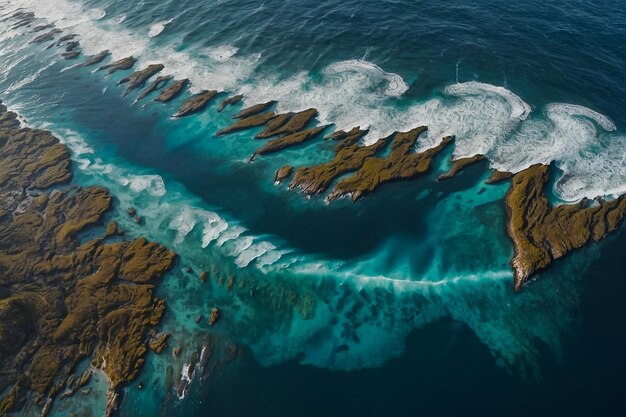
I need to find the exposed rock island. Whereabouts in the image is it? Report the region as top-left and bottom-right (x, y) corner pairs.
(0, 101), (176, 417)
(505, 164), (626, 291)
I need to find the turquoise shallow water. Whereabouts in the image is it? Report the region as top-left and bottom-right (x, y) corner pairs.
(1, 0), (626, 416)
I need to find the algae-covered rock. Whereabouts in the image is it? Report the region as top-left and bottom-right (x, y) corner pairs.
(255, 108), (318, 139)
(134, 75), (172, 103)
(250, 126), (327, 160)
(217, 94), (243, 112)
(97, 56), (137, 75)
(506, 164), (626, 291)
(119, 64), (165, 97)
(155, 79), (189, 103)
(215, 112), (276, 136)
(328, 127), (453, 202)
(233, 101), (275, 119)
(436, 154), (485, 181)
(76, 50), (111, 68)
(173, 90), (218, 118)
(0, 105), (176, 415)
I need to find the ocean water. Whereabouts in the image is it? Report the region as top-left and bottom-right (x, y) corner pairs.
(1, 0), (626, 416)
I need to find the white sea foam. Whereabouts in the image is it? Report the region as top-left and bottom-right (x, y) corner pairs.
(205, 44), (239, 62)
(148, 18), (173, 38)
(235, 241), (276, 267)
(118, 174), (166, 197)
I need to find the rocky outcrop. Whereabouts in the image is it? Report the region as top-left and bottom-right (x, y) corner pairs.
(290, 128), (386, 195)
(119, 64), (165, 97)
(328, 127), (453, 202)
(32, 24), (54, 33)
(0, 104), (176, 416)
(436, 154), (485, 181)
(61, 51), (80, 60)
(486, 169), (513, 184)
(97, 56), (137, 75)
(233, 101), (276, 119)
(250, 126), (327, 161)
(274, 165), (293, 183)
(29, 29), (61, 44)
(215, 112), (276, 136)
(76, 50), (111, 68)
(255, 108), (318, 139)
(217, 94), (243, 112)
(134, 75), (172, 103)
(505, 164), (626, 291)
(64, 41), (80, 52)
(155, 79), (189, 103)
(172, 90), (218, 118)
(56, 34), (77, 45)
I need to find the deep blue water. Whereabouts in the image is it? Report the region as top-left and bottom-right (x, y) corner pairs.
(1, 0), (626, 416)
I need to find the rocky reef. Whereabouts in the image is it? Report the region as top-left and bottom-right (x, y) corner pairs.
(156, 79), (189, 103)
(217, 94), (243, 112)
(233, 101), (275, 119)
(0, 102), (176, 416)
(328, 127), (453, 202)
(215, 112), (276, 136)
(505, 164), (626, 291)
(119, 64), (165, 97)
(289, 127), (387, 195)
(97, 56), (137, 76)
(255, 108), (318, 139)
(173, 90), (218, 118)
(436, 154), (485, 181)
(76, 50), (111, 68)
(250, 126), (328, 161)
(135, 75), (172, 103)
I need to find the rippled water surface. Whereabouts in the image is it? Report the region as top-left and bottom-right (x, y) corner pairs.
(1, 0), (626, 416)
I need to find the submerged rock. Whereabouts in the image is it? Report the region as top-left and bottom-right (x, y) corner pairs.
(250, 126), (328, 161)
(155, 78), (189, 103)
(119, 64), (165, 97)
(76, 50), (111, 68)
(134, 75), (172, 103)
(97, 56), (137, 75)
(217, 94), (243, 112)
(172, 90), (218, 118)
(56, 34), (77, 45)
(208, 308), (221, 326)
(255, 108), (318, 139)
(436, 154), (485, 181)
(104, 220), (124, 237)
(32, 24), (54, 33)
(233, 101), (276, 119)
(215, 112), (276, 136)
(328, 127), (453, 202)
(506, 164), (626, 291)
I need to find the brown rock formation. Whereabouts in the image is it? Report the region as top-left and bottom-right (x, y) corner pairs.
(0, 105), (176, 416)
(208, 308), (221, 326)
(149, 332), (171, 354)
(215, 112), (276, 136)
(255, 108), (318, 139)
(134, 75), (172, 103)
(233, 101), (276, 119)
(119, 64), (165, 97)
(506, 164), (626, 291)
(76, 50), (111, 68)
(155, 79), (189, 103)
(172, 90), (218, 118)
(64, 41), (80, 52)
(436, 154), (485, 181)
(250, 126), (327, 161)
(290, 128), (386, 195)
(328, 127), (453, 202)
(97, 56), (137, 75)
(274, 165), (293, 183)
(217, 94), (243, 112)
(486, 169), (513, 184)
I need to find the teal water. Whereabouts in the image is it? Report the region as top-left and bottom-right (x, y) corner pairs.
(1, 0), (626, 416)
